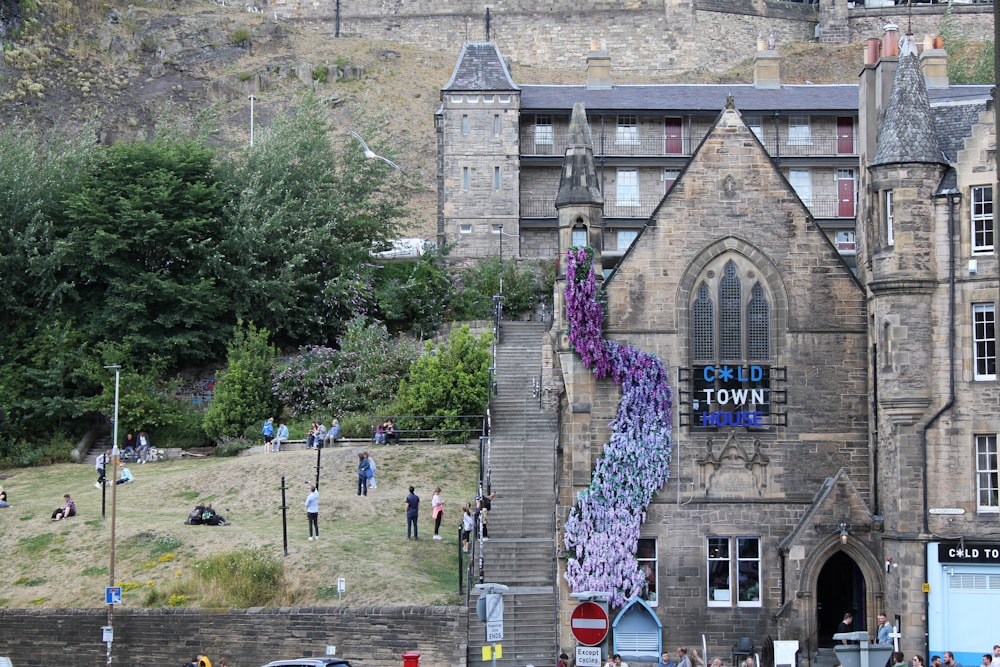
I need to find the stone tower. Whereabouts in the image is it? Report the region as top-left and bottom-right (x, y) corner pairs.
(436, 42), (521, 261)
(863, 34), (948, 622)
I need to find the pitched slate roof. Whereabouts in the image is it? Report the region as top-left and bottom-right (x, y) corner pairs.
(555, 103), (603, 208)
(442, 42), (518, 92)
(931, 101), (989, 163)
(520, 83), (859, 114)
(871, 38), (945, 166)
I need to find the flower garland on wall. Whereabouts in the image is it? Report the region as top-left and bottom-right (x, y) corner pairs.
(562, 247), (674, 608)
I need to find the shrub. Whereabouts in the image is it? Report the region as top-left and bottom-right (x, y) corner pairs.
(449, 256), (552, 320)
(311, 65), (329, 83)
(231, 28), (251, 46)
(195, 546), (283, 607)
(214, 436), (254, 457)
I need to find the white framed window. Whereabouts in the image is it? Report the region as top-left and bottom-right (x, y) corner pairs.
(468, 96), (479, 104)
(459, 224), (472, 234)
(499, 95), (511, 104)
(493, 114), (501, 137)
(788, 169), (813, 207)
(973, 303), (997, 380)
(885, 190), (895, 246)
(972, 185), (994, 254)
(534, 115), (553, 146)
(571, 226), (588, 247)
(637, 537), (658, 606)
(462, 167), (470, 191)
(494, 166), (501, 191)
(617, 168), (640, 206)
(451, 95), (463, 103)
(617, 229), (639, 251)
(462, 114), (469, 136)
(491, 224), (503, 234)
(484, 95), (495, 103)
(708, 536), (761, 607)
(977, 434), (999, 513)
(787, 115), (811, 145)
(616, 114), (639, 145)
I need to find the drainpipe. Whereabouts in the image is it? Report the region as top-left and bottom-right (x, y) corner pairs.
(918, 190), (958, 663)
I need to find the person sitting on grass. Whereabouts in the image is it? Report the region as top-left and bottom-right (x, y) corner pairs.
(51, 493), (76, 521)
(0, 485), (9, 508)
(116, 466), (135, 484)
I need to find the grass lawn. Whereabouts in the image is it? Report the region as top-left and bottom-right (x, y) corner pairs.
(0, 443), (479, 609)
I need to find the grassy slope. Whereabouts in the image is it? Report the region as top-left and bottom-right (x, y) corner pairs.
(0, 444), (478, 609)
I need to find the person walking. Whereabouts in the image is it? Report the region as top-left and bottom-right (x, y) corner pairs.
(431, 487), (445, 540)
(405, 485), (420, 540)
(357, 452), (371, 496)
(95, 449), (110, 488)
(305, 483), (319, 540)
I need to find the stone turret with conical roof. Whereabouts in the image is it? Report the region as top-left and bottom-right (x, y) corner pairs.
(865, 34), (948, 470)
(555, 102), (604, 273)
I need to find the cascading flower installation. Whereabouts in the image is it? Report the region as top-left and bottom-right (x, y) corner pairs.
(562, 247), (674, 608)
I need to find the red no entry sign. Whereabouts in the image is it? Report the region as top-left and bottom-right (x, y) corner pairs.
(570, 601), (609, 646)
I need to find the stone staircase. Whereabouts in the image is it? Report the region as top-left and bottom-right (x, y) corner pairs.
(468, 320), (560, 667)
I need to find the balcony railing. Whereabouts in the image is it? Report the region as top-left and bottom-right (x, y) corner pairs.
(520, 128), (858, 159)
(519, 193), (856, 220)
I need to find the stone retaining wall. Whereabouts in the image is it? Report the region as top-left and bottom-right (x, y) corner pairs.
(0, 606), (468, 667)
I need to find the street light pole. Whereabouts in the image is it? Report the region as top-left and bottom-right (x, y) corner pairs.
(248, 95), (257, 147)
(103, 364), (121, 665)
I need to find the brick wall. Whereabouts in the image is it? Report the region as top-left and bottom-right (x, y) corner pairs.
(0, 606), (468, 667)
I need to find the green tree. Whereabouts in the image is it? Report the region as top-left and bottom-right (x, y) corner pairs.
(219, 96), (415, 348)
(203, 321), (280, 441)
(375, 245), (454, 337)
(396, 325), (492, 430)
(450, 256), (552, 320)
(48, 136), (229, 366)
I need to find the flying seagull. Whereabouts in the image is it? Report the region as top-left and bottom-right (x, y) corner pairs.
(348, 129), (406, 174)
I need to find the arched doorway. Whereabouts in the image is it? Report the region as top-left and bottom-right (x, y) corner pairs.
(816, 551), (866, 647)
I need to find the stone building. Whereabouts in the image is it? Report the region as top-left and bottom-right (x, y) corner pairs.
(440, 23), (997, 667)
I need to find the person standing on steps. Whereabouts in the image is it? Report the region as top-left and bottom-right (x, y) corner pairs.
(431, 487), (445, 539)
(405, 485), (420, 540)
(305, 482), (319, 540)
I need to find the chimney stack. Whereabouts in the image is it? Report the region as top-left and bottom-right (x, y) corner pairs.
(586, 40), (612, 90)
(920, 34), (949, 89)
(753, 31), (781, 89)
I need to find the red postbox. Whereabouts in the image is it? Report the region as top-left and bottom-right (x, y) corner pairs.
(402, 653), (421, 667)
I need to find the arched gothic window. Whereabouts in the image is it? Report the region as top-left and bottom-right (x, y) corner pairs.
(689, 259), (772, 428)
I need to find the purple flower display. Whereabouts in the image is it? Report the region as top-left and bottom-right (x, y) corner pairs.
(562, 247), (674, 608)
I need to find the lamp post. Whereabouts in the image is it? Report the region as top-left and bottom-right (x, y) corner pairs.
(103, 364), (121, 665)
(248, 95), (257, 146)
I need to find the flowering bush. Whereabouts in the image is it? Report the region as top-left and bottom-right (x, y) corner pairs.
(562, 247), (674, 608)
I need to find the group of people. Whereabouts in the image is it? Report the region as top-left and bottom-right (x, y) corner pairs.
(373, 419), (397, 445)
(262, 417), (289, 453)
(94, 449), (138, 488)
(121, 431), (153, 464)
(185, 503), (229, 526)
